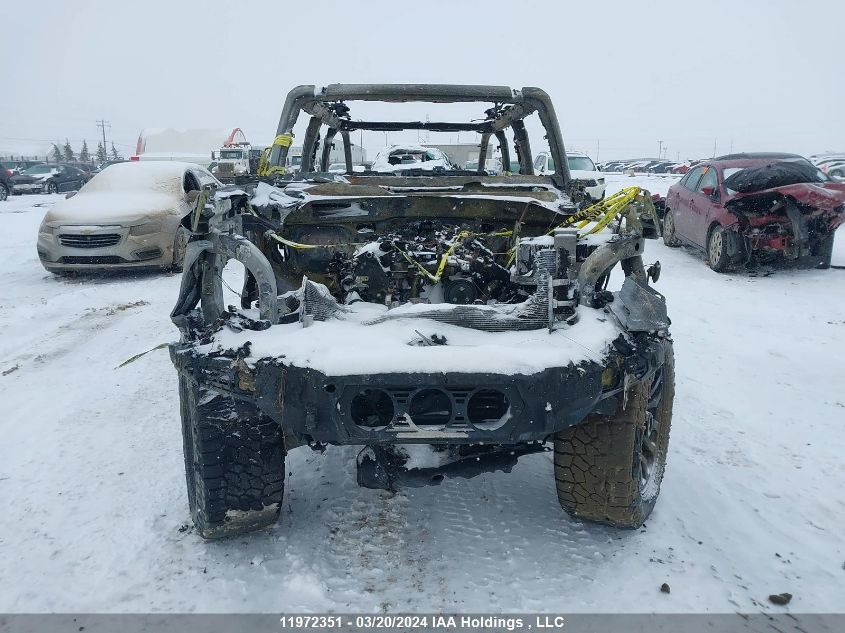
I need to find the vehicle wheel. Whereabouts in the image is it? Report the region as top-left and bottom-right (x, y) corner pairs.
(707, 225), (730, 272)
(170, 228), (189, 272)
(47, 182), (58, 194)
(662, 210), (680, 247)
(554, 342), (674, 528)
(830, 169), (844, 179)
(813, 232), (835, 269)
(0, 185), (8, 201)
(179, 374), (285, 539)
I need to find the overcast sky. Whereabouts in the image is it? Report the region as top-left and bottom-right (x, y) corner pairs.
(2, 0), (843, 162)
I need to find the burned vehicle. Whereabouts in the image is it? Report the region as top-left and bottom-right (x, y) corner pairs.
(662, 153), (845, 271)
(169, 84), (675, 538)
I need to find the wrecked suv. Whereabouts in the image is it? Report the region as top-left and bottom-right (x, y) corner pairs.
(169, 84), (675, 538)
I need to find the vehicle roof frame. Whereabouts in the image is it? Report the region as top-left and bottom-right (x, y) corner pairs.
(269, 84), (571, 186)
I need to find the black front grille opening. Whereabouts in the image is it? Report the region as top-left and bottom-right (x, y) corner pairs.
(59, 233), (121, 248)
(467, 389), (511, 429)
(350, 389), (395, 428)
(408, 389), (452, 426)
(59, 256), (126, 265)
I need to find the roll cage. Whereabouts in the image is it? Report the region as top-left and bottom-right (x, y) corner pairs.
(267, 84), (572, 189)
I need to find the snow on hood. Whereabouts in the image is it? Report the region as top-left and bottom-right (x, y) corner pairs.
(44, 192), (182, 225)
(569, 169), (602, 181)
(249, 181), (300, 208)
(200, 301), (620, 376)
(12, 168), (59, 182)
(83, 161), (190, 195)
(43, 162), (194, 224)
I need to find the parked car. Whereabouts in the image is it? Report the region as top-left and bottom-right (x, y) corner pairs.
(464, 158), (503, 174)
(648, 161), (676, 174)
(809, 153), (845, 168)
(0, 166), (12, 201)
(36, 161), (220, 274)
(2, 159), (45, 175)
(66, 162), (98, 179)
(821, 161), (845, 179)
(371, 145), (457, 172)
(10, 163), (89, 194)
(534, 151), (606, 201)
(662, 153), (845, 271)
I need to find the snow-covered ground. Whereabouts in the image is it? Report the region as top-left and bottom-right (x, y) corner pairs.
(1, 178), (844, 614)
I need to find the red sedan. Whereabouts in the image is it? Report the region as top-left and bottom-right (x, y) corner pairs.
(662, 153), (845, 271)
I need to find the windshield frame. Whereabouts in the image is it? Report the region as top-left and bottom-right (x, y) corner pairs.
(267, 84), (571, 187)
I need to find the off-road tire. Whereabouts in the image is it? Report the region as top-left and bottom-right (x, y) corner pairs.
(179, 375), (285, 539)
(554, 343), (674, 528)
(813, 232), (835, 269)
(707, 225), (730, 272)
(662, 210), (680, 247)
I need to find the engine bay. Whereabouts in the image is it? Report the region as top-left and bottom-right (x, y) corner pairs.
(327, 221), (518, 307)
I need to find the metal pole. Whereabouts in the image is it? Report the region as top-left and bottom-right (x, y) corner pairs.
(96, 119), (110, 159)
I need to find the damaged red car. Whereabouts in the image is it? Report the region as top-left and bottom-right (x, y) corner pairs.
(662, 153), (844, 271)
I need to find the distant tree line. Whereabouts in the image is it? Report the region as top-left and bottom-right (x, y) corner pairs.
(49, 139), (123, 164)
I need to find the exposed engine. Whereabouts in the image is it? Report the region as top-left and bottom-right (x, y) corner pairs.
(328, 221), (522, 307)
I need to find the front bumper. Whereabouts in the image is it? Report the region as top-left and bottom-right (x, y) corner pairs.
(13, 182), (46, 193)
(171, 345), (612, 447)
(585, 182), (606, 201)
(37, 225), (176, 271)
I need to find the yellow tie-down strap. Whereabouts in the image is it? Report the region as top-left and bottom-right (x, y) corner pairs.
(272, 134), (293, 148)
(257, 135), (295, 177)
(507, 187), (644, 266)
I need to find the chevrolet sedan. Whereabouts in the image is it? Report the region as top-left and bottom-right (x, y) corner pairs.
(37, 161), (220, 274)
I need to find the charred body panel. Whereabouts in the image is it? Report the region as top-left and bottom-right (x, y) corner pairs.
(169, 84), (674, 537)
(268, 84), (571, 189)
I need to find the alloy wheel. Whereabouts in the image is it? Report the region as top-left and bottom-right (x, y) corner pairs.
(636, 367), (664, 498)
(709, 229), (723, 264)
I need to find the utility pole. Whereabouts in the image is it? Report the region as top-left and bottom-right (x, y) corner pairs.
(657, 140), (664, 159)
(595, 139), (600, 163)
(96, 119), (111, 157)
(712, 138), (717, 158)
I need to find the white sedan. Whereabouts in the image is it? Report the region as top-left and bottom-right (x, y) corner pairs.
(37, 161), (220, 274)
